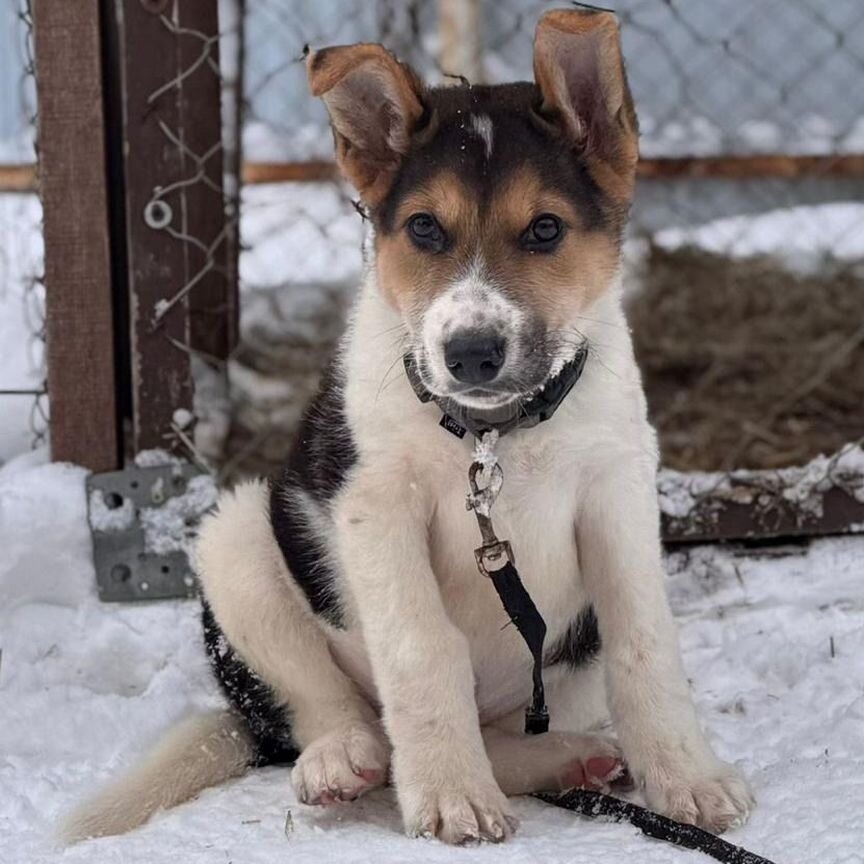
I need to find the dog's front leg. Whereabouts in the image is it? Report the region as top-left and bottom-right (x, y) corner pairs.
(335, 465), (516, 844)
(577, 457), (754, 833)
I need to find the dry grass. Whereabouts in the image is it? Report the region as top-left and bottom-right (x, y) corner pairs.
(629, 245), (864, 472)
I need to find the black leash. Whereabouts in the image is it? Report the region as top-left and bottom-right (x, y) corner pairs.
(466, 437), (549, 734)
(534, 790), (778, 864)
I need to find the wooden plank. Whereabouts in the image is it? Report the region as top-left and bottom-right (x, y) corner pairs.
(7, 152), (864, 194)
(241, 154), (864, 184)
(32, 0), (119, 471)
(0, 164), (37, 193)
(659, 445), (864, 544)
(638, 153), (864, 180)
(241, 160), (337, 184)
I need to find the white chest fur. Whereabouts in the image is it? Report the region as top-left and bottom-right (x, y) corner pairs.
(331, 273), (652, 721)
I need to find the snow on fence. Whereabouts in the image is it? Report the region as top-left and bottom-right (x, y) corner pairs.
(2, 0), (864, 555)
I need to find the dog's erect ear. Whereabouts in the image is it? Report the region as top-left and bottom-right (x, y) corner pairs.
(533, 9), (638, 172)
(307, 44), (425, 206)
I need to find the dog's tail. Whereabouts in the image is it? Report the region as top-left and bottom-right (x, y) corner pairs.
(59, 709), (254, 844)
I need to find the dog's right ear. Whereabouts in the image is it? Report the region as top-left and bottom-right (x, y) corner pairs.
(307, 44), (425, 207)
(533, 9), (638, 176)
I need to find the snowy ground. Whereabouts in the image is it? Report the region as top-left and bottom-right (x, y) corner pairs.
(1, 446), (864, 864)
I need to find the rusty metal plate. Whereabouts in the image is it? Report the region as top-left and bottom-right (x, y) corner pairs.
(87, 463), (217, 602)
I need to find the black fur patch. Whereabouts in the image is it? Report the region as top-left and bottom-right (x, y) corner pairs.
(376, 82), (608, 236)
(201, 601), (298, 766)
(545, 605), (602, 669)
(269, 360), (356, 628)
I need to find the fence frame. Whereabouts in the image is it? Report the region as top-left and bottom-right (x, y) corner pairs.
(32, 0), (119, 470)
(30, 0), (237, 471)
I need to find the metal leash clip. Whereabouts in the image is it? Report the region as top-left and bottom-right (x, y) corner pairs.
(466, 460), (514, 576)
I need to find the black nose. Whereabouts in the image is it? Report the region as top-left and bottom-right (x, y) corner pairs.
(444, 332), (506, 385)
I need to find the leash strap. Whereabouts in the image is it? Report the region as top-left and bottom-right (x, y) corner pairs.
(534, 790), (777, 864)
(487, 560), (549, 734)
(467, 437), (549, 735)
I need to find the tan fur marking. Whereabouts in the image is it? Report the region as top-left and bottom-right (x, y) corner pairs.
(534, 10), (638, 186)
(307, 44), (424, 205)
(376, 172), (478, 316)
(486, 167), (619, 324)
(376, 164), (620, 329)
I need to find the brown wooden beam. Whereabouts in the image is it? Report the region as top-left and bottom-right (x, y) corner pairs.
(240, 160), (337, 184)
(6, 153), (864, 194)
(638, 153), (864, 180)
(112, 0), (235, 456)
(660, 445), (864, 544)
(0, 164), (37, 193)
(237, 153), (864, 185)
(32, 0), (120, 471)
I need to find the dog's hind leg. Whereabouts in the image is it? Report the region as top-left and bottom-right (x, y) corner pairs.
(483, 726), (626, 795)
(482, 663), (626, 796)
(196, 480), (389, 806)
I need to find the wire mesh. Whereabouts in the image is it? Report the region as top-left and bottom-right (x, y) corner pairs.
(0, 0), (47, 462)
(221, 0), (864, 481)
(2, 0), (862, 485)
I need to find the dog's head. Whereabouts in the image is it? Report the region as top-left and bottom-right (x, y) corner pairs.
(309, 9), (638, 410)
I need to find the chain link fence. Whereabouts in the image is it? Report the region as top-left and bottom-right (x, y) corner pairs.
(0, 0), (47, 464)
(1, 1), (862, 485)
(221, 0), (864, 480)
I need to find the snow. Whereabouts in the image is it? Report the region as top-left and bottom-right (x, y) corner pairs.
(654, 202), (864, 271)
(0, 193), (44, 463)
(138, 474), (218, 557)
(239, 182), (363, 290)
(468, 431), (503, 519)
(2, 449), (864, 863)
(658, 442), (864, 522)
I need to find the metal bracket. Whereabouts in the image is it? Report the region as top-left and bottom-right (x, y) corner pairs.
(87, 463), (213, 602)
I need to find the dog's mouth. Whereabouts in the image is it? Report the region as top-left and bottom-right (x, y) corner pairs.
(410, 349), (557, 412)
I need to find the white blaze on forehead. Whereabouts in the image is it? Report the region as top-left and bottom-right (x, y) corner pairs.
(470, 113), (494, 159)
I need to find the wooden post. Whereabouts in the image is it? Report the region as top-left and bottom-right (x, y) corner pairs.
(32, 0), (120, 470)
(112, 0), (234, 454)
(439, 0), (483, 83)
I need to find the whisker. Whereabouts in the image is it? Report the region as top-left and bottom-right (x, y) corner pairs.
(375, 352), (407, 402)
(570, 313), (626, 331)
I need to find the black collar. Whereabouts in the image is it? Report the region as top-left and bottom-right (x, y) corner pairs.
(403, 347), (589, 439)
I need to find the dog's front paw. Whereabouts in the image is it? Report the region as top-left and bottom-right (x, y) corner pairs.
(400, 769), (517, 845)
(292, 723), (390, 805)
(642, 757), (754, 834)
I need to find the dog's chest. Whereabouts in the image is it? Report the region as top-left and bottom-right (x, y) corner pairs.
(425, 436), (587, 716)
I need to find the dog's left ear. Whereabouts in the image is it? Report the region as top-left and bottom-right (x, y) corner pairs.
(307, 43), (425, 206)
(533, 9), (638, 174)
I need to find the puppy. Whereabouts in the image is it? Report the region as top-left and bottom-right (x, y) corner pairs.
(63, 8), (753, 846)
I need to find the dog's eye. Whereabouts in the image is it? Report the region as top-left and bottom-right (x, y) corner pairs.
(407, 213), (447, 252)
(521, 214), (564, 252)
